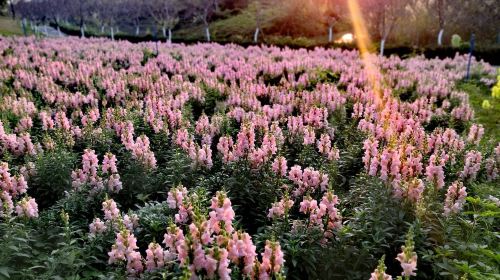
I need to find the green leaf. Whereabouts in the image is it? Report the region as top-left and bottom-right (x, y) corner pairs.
(0, 267), (10, 278)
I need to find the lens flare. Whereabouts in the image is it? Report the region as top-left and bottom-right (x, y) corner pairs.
(347, 0), (383, 108)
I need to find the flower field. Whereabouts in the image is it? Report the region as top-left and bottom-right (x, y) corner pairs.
(0, 37), (499, 279)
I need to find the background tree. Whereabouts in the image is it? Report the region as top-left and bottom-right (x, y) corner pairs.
(321, 0), (346, 43)
(434, 0), (449, 46)
(364, 0), (410, 55)
(69, 0), (91, 38)
(148, 0), (182, 42)
(102, 0), (124, 40)
(45, 0), (69, 36)
(126, 0), (144, 36)
(188, 0), (217, 42)
(8, 0), (21, 19)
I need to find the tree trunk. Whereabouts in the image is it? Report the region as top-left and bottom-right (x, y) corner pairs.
(328, 26), (333, 43)
(57, 25), (62, 37)
(101, 25), (105, 34)
(438, 28), (444, 46)
(135, 25), (140, 36)
(380, 38), (386, 56)
(162, 27), (166, 39)
(168, 29), (172, 44)
(22, 18), (27, 36)
(10, 2), (15, 19)
(205, 26), (211, 42)
(254, 27), (260, 43)
(111, 27), (115, 41)
(80, 19), (85, 38)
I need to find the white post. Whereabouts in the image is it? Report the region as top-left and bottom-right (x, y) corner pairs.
(111, 26), (114, 40)
(162, 27), (166, 38)
(135, 25), (140, 36)
(438, 28), (444, 46)
(380, 39), (386, 56)
(168, 28), (172, 44)
(254, 27), (260, 43)
(328, 26), (333, 42)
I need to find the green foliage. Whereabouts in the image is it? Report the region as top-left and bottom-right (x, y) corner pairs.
(0, 214), (108, 279)
(29, 148), (77, 209)
(457, 81), (500, 141)
(141, 48), (158, 66)
(451, 34), (462, 48)
(422, 196), (500, 279)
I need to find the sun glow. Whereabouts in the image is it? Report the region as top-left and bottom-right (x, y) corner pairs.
(347, 0), (383, 108)
(336, 33), (354, 44)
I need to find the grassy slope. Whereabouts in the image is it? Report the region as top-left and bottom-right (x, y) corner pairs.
(0, 16), (24, 36)
(458, 81), (500, 142)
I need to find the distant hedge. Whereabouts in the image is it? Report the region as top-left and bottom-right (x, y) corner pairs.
(55, 24), (500, 65)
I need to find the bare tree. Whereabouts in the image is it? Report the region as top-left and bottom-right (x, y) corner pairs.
(89, 0), (107, 34)
(435, 0), (447, 46)
(148, 0), (181, 43)
(189, 0), (217, 42)
(323, 0), (346, 43)
(69, 0), (91, 38)
(45, 0), (69, 36)
(253, 0), (263, 43)
(364, 0), (410, 55)
(126, 0), (144, 36)
(15, 0), (33, 35)
(8, 0), (21, 19)
(102, 0), (124, 40)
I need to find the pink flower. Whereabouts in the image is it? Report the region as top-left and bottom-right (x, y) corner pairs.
(123, 213), (139, 230)
(369, 255), (392, 280)
(167, 185), (188, 209)
(102, 152), (118, 174)
(303, 127), (315, 146)
(288, 165), (303, 185)
(102, 198), (120, 221)
(145, 242), (165, 271)
(405, 178), (425, 203)
(82, 149), (99, 177)
(425, 154), (445, 189)
(227, 232), (257, 276)
(396, 229), (417, 277)
(317, 133), (331, 155)
(217, 136), (235, 163)
(268, 198), (294, 219)
(259, 240), (284, 278)
(107, 174), (122, 193)
(444, 181), (467, 216)
(209, 191), (235, 234)
(461, 150), (482, 180)
(0, 191), (14, 218)
(15, 197), (38, 218)
(272, 156), (288, 177)
(467, 124), (484, 145)
(217, 248), (231, 280)
(89, 217), (106, 237)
